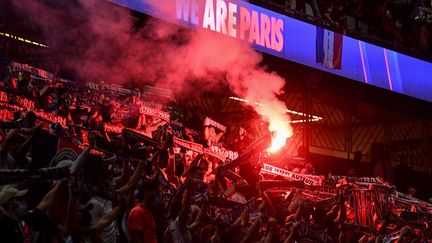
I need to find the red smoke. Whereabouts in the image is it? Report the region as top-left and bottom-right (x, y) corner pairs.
(11, 0), (293, 149)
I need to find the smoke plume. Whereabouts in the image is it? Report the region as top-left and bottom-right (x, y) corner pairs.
(11, 0), (293, 149)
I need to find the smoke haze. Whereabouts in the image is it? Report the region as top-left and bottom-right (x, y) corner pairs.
(11, 0), (293, 142)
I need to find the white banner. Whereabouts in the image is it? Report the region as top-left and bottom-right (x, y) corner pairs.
(210, 145), (238, 161)
(173, 136), (203, 154)
(140, 104), (170, 122)
(204, 117), (226, 132)
(10, 61), (73, 84)
(261, 163), (320, 185)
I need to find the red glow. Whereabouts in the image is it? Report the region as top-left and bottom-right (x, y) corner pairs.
(252, 101), (293, 153)
(267, 114), (292, 152)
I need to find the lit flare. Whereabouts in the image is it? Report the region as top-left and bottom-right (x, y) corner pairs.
(267, 114), (292, 153)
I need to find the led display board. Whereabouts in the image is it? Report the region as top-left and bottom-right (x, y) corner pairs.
(109, 0), (432, 102)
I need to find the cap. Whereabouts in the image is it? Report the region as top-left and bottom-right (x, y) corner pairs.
(0, 186), (28, 206)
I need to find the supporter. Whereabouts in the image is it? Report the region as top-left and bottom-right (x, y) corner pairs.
(0, 61), (431, 243)
(127, 104), (142, 129)
(229, 127), (252, 152)
(127, 181), (158, 243)
(85, 169), (118, 243)
(40, 93), (58, 113)
(295, 0), (322, 19)
(203, 121), (225, 147)
(1, 181), (74, 243)
(165, 177), (204, 243)
(0, 111), (36, 169)
(0, 186), (30, 242)
(326, 1), (346, 29)
(70, 105), (90, 126)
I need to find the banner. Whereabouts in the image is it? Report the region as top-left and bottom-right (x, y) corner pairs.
(301, 190), (337, 200)
(294, 222), (334, 243)
(203, 147), (226, 163)
(10, 61), (73, 84)
(86, 82), (141, 97)
(122, 128), (162, 148)
(0, 109), (14, 121)
(173, 136), (226, 161)
(105, 83), (139, 96)
(0, 103), (22, 112)
(34, 110), (67, 127)
(0, 91), (35, 110)
(261, 163), (320, 185)
(316, 27), (343, 69)
(257, 180), (305, 191)
(328, 175), (383, 184)
(303, 195), (340, 209)
(140, 104), (171, 122)
(219, 197), (256, 225)
(141, 101), (165, 110)
(142, 85), (175, 101)
(103, 123), (124, 134)
(204, 117), (226, 132)
(10, 61), (53, 79)
(1, 92), (64, 126)
(210, 145), (238, 161)
(393, 191), (432, 208)
(15, 96), (35, 110)
(0, 91), (9, 102)
(305, 185), (339, 195)
(170, 121), (201, 138)
(173, 136), (204, 154)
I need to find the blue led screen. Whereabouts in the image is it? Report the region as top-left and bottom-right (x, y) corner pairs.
(109, 0), (432, 102)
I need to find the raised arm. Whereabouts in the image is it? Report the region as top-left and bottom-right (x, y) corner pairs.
(189, 203), (206, 232)
(116, 152), (158, 194)
(179, 180), (192, 224)
(91, 206), (123, 232)
(113, 159), (130, 187)
(240, 216), (262, 243)
(264, 218), (278, 243)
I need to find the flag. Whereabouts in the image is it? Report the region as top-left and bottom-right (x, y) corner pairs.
(316, 27), (343, 69)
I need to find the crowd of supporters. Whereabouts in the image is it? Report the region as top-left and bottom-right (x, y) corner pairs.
(255, 0), (432, 55)
(0, 60), (431, 243)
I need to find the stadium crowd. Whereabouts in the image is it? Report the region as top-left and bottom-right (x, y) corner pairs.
(0, 60), (431, 243)
(256, 0), (432, 54)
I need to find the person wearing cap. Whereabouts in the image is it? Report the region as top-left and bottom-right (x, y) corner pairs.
(0, 185), (30, 243)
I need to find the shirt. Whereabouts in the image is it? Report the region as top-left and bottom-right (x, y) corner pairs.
(87, 196), (117, 243)
(127, 203), (157, 243)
